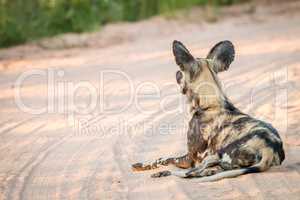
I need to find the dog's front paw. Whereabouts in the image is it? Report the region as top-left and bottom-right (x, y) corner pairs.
(172, 170), (190, 178)
(132, 163), (151, 171)
(132, 163), (143, 171)
(151, 170), (171, 178)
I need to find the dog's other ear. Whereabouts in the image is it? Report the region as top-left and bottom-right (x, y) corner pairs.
(173, 40), (196, 71)
(176, 70), (183, 84)
(207, 40), (235, 73)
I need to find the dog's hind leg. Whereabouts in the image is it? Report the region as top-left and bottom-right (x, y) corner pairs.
(186, 154), (220, 176)
(132, 154), (194, 172)
(195, 148), (275, 182)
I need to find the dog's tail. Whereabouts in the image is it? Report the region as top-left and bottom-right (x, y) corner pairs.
(197, 148), (274, 182)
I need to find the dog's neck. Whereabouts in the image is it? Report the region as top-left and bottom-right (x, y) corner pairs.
(186, 87), (233, 123)
(186, 88), (225, 116)
(188, 61), (226, 110)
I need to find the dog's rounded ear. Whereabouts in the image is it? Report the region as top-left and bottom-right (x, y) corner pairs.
(173, 40), (196, 71)
(206, 40), (235, 73)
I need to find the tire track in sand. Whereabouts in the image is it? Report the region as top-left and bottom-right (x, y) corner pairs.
(110, 98), (192, 200)
(5, 130), (71, 200)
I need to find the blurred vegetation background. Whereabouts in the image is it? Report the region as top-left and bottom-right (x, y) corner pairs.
(0, 0), (241, 48)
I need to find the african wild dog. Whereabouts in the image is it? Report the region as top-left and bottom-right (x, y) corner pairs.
(132, 40), (285, 182)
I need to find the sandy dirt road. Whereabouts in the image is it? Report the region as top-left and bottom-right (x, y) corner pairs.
(1, 1), (300, 200)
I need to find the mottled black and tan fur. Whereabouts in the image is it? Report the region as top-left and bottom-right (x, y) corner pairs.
(132, 40), (285, 182)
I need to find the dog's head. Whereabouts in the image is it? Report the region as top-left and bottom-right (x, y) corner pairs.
(174, 40), (235, 106)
